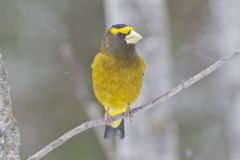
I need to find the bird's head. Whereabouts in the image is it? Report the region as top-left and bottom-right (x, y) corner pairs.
(101, 24), (142, 54)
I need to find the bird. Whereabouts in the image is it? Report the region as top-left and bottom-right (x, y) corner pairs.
(91, 24), (145, 139)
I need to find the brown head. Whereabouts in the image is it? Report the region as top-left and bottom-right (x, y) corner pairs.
(101, 24), (142, 55)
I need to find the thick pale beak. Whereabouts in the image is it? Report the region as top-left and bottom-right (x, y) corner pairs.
(125, 30), (143, 44)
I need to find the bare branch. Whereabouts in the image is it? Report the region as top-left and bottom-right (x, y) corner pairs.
(0, 53), (21, 160)
(28, 119), (105, 160)
(28, 51), (240, 160)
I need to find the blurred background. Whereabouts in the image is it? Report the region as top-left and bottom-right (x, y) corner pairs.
(0, 0), (240, 160)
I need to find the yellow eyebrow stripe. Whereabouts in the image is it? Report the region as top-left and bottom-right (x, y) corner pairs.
(110, 26), (134, 35)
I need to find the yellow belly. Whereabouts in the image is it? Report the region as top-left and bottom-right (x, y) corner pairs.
(92, 53), (145, 117)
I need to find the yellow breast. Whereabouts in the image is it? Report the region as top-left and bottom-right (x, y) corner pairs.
(92, 53), (145, 116)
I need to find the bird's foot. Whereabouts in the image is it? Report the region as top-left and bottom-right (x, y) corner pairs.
(125, 104), (133, 122)
(104, 108), (112, 126)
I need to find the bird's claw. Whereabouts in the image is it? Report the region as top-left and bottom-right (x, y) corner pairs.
(104, 108), (112, 126)
(125, 105), (133, 122)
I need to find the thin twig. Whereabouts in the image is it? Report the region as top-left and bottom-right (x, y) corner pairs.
(28, 51), (240, 160)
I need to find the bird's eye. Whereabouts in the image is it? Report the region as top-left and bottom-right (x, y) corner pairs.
(117, 32), (124, 37)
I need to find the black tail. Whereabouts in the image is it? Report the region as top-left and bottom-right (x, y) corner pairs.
(104, 120), (125, 139)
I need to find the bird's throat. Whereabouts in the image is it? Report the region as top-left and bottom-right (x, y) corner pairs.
(101, 43), (136, 57)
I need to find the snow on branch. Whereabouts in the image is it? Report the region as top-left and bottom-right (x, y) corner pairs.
(28, 51), (240, 160)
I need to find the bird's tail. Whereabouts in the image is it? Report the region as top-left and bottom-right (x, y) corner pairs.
(104, 119), (125, 139)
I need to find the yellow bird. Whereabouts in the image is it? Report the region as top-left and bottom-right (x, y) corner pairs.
(91, 24), (145, 139)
